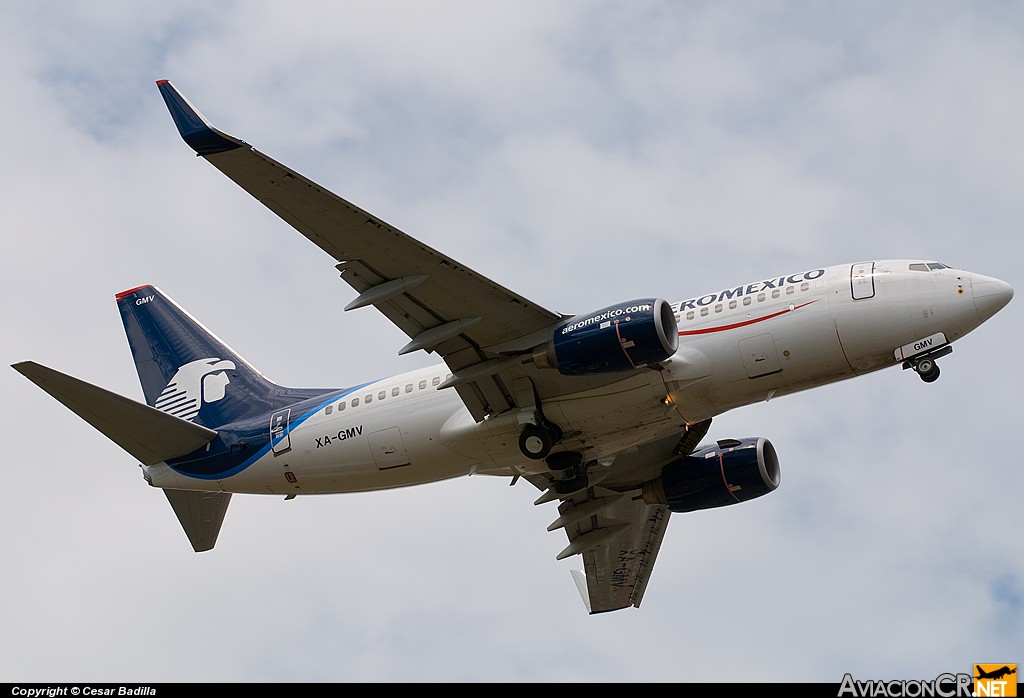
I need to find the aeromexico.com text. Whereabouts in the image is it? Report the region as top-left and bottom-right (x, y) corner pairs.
(561, 304), (654, 334)
(677, 268), (826, 311)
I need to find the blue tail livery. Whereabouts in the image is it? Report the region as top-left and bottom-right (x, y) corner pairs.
(116, 284), (289, 429)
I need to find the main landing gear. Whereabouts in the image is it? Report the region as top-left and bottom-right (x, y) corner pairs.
(516, 413), (589, 496)
(518, 418), (563, 460)
(545, 450), (589, 495)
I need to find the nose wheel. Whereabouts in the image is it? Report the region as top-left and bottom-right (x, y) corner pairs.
(903, 345), (951, 383)
(915, 357), (940, 383)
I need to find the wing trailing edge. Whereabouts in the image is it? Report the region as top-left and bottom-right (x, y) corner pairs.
(12, 361), (218, 465)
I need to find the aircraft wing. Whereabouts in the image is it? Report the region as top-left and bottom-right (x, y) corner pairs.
(157, 80), (569, 421)
(156, 81), (681, 611)
(535, 479), (670, 613)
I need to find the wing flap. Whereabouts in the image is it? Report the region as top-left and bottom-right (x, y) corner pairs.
(12, 361), (217, 465)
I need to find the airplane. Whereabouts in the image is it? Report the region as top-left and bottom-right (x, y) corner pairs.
(11, 80), (1014, 615)
(976, 666), (1017, 681)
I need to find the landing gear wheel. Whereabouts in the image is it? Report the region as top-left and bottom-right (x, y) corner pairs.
(915, 357), (940, 383)
(545, 450), (583, 472)
(519, 423), (553, 460)
(554, 473), (589, 496)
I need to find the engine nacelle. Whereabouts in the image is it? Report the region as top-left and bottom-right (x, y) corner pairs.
(532, 298), (678, 375)
(641, 437), (780, 513)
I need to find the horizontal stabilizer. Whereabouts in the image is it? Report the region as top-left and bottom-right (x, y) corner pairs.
(12, 361), (217, 465)
(164, 489), (231, 552)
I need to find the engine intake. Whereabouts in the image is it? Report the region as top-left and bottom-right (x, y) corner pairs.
(532, 298), (678, 375)
(642, 437), (780, 513)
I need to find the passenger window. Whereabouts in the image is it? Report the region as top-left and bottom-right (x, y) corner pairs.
(339, 402), (346, 411)
(352, 397), (360, 407)
(786, 286), (794, 295)
(772, 289), (781, 299)
(392, 387), (400, 397)
(405, 384), (413, 393)
(728, 300), (737, 309)
(365, 394), (372, 404)
(743, 297), (751, 306)
(378, 391), (386, 400)
(700, 307), (709, 317)
(757, 293), (765, 302)
(686, 311), (695, 320)
(325, 405), (333, 415)
(714, 303), (723, 313)
(419, 380), (427, 390)
(432, 376), (441, 386)
(801, 282), (809, 291)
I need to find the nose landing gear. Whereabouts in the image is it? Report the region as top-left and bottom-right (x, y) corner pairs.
(914, 356), (940, 383)
(902, 345), (952, 383)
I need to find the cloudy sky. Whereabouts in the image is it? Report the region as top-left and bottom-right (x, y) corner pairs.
(2, 0), (1021, 684)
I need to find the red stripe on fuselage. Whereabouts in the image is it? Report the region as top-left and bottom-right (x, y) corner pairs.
(678, 299), (818, 336)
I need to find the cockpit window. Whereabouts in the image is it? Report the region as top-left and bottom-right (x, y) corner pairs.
(910, 262), (951, 272)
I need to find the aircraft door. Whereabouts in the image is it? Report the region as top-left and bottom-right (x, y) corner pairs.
(851, 262), (876, 300)
(270, 408), (292, 455)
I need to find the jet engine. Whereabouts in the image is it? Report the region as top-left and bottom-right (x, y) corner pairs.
(641, 437), (780, 512)
(531, 298), (678, 375)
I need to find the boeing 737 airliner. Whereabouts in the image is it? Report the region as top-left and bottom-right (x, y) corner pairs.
(12, 81), (1014, 614)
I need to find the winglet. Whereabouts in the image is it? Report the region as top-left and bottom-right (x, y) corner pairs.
(156, 80), (246, 156)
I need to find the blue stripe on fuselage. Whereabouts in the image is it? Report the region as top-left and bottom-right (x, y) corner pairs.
(166, 382), (372, 480)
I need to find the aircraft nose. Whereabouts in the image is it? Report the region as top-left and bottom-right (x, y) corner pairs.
(972, 274), (1014, 322)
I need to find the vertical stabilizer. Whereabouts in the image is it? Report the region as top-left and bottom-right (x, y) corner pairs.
(117, 285), (278, 429)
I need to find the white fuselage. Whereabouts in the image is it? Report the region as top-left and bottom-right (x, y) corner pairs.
(143, 260), (1007, 496)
